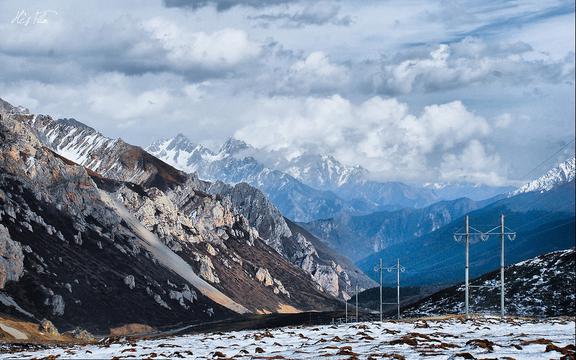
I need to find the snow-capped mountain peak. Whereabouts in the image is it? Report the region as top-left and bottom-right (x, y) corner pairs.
(218, 137), (251, 156)
(283, 152), (367, 189)
(513, 157), (575, 195)
(146, 134), (216, 172)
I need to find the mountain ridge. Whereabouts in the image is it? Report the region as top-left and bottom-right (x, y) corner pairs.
(12, 99), (374, 300)
(405, 248), (575, 317)
(512, 157), (575, 195)
(148, 134), (515, 222)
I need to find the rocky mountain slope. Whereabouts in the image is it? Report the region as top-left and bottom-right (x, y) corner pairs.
(0, 107), (232, 331)
(357, 161), (575, 286)
(405, 249), (575, 317)
(206, 181), (374, 296)
(0, 99), (351, 333)
(7, 98), (372, 303)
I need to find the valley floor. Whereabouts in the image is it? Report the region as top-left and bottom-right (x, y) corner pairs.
(2, 316), (575, 359)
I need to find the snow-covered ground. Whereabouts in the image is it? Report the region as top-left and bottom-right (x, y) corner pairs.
(4, 316), (575, 359)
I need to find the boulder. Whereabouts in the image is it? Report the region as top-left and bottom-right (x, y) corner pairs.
(39, 319), (59, 336)
(71, 327), (95, 341)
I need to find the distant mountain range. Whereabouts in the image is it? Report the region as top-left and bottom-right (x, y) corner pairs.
(147, 134), (513, 222)
(356, 157), (575, 286)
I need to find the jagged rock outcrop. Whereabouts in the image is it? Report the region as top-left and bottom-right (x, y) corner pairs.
(255, 267), (274, 286)
(71, 327), (95, 341)
(207, 181), (375, 298)
(0, 224), (24, 288)
(124, 275), (136, 289)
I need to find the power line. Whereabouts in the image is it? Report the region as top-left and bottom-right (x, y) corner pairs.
(451, 139), (575, 202)
(526, 218), (575, 237)
(519, 139), (575, 182)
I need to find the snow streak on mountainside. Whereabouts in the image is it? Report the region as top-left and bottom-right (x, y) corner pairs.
(282, 153), (366, 190)
(512, 157), (576, 195)
(14, 100), (372, 302)
(407, 249), (575, 317)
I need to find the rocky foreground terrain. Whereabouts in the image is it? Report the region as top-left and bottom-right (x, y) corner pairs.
(3, 316), (575, 359)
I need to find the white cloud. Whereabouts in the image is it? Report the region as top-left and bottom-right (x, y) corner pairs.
(440, 140), (506, 185)
(0, 10), (261, 80)
(494, 113), (513, 128)
(86, 74), (172, 121)
(234, 95), (504, 184)
(277, 51), (350, 94)
(143, 18), (261, 70)
(373, 37), (574, 94)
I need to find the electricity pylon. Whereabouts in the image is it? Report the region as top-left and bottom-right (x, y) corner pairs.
(453, 214), (516, 318)
(382, 258), (405, 319)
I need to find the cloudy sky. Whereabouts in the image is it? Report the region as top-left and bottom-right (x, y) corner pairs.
(0, 0), (574, 185)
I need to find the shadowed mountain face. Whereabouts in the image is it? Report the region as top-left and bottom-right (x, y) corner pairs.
(301, 197), (490, 262)
(356, 172), (575, 286)
(0, 99), (351, 333)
